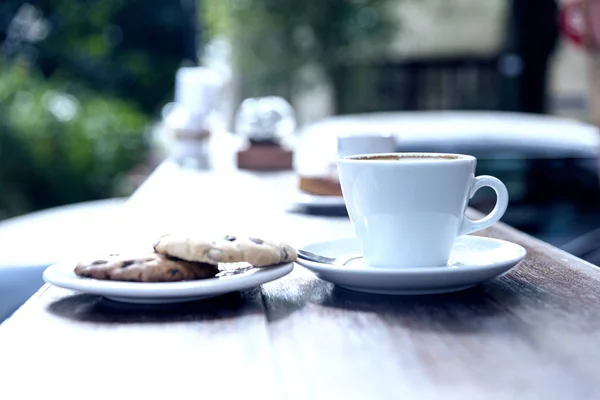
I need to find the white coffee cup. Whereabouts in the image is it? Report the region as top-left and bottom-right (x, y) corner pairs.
(337, 133), (396, 158)
(337, 153), (509, 268)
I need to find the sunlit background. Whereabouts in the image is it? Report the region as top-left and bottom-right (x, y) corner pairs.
(0, 0), (598, 261)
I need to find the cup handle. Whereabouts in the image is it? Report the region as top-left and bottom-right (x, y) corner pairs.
(458, 175), (509, 236)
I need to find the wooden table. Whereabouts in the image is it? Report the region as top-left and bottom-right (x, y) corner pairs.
(2, 161), (600, 400)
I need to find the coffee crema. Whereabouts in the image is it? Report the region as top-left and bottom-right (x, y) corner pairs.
(352, 154), (460, 161)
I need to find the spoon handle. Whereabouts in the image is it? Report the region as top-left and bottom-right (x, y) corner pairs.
(297, 249), (337, 264)
(297, 249), (362, 266)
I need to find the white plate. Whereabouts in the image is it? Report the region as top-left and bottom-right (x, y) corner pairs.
(292, 191), (346, 208)
(43, 262), (294, 304)
(297, 236), (526, 295)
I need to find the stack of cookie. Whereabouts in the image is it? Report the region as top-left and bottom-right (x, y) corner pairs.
(74, 234), (298, 282)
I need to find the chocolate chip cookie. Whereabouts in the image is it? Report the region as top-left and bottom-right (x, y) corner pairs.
(74, 253), (219, 282)
(153, 234), (297, 267)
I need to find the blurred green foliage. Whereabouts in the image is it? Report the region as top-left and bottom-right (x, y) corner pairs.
(201, 0), (395, 100)
(0, 0), (193, 219)
(0, 61), (149, 219)
(2, 0), (195, 115)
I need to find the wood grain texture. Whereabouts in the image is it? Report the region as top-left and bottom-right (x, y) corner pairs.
(2, 161), (600, 400)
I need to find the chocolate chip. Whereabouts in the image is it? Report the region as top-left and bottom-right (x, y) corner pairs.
(249, 237), (263, 245)
(169, 269), (180, 276)
(225, 235), (236, 242)
(91, 260), (108, 265)
(281, 247), (288, 260)
(121, 260), (135, 268)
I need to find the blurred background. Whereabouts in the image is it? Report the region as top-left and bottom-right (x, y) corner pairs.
(1, 0), (600, 263)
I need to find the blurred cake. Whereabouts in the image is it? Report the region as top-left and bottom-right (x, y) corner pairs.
(298, 163), (342, 196)
(294, 118), (396, 197)
(294, 125), (342, 197)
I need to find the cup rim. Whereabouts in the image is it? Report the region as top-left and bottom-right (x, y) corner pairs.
(338, 152), (475, 163)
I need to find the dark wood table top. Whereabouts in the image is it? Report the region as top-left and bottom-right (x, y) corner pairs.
(2, 161), (600, 399)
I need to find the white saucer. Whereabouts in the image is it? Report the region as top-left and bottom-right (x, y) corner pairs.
(43, 262), (294, 304)
(292, 191), (346, 208)
(297, 236), (526, 295)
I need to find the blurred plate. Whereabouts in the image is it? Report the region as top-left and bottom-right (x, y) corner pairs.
(292, 191), (346, 208)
